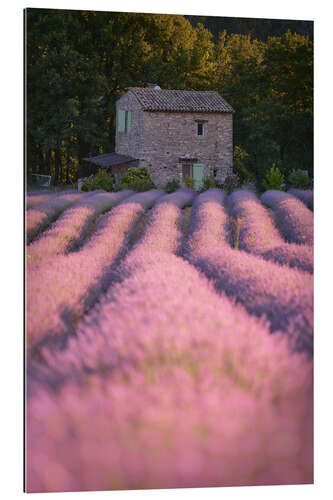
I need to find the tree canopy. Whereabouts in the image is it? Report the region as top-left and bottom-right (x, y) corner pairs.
(25, 9), (313, 185)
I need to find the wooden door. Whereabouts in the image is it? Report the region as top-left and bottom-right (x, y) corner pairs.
(182, 163), (193, 180)
(193, 163), (204, 191)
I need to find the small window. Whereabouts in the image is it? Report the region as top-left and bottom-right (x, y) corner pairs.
(197, 123), (203, 136)
(118, 109), (131, 133)
(118, 109), (125, 132)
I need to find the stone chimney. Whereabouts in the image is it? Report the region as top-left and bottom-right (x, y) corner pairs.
(147, 83), (161, 89)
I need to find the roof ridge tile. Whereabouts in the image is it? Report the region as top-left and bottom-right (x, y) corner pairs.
(127, 87), (234, 113)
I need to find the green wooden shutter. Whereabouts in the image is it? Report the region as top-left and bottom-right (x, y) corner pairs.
(118, 109), (125, 132)
(193, 163), (204, 191)
(127, 111), (132, 133)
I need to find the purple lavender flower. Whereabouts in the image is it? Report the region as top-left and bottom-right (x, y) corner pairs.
(26, 192), (86, 243)
(288, 189), (313, 211)
(26, 187), (313, 493)
(229, 189), (313, 272)
(26, 190), (163, 347)
(186, 192), (313, 353)
(27, 190), (133, 266)
(261, 190), (313, 245)
(26, 192), (57, 210)
(27, 253), (313, 492)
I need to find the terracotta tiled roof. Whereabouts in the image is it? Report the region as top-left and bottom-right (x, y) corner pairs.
(128, 88), (234, 113)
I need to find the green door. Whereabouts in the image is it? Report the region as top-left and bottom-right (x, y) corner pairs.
(193, 163), (204, 191)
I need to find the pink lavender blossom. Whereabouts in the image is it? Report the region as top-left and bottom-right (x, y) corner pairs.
(229, 189), (313, 273)
(123, 188), (196, 261)
(261, 244), (313, 273)
(27, 253), (313, 492)
(261, 190), (313, 245)
(27, 370), (312, 492)
(121, 189), (164, 207)
(26, 190), (163, 347)
(26, 192), (86, 243)
(186, 192), (313, 353)
(194, 188), (227, 207)
(26, 187), (313, 493)
(288, 189), (313, 211)
(26, 192), (57, 209)
(155, 187), (196, 207)
(229, 189), (283, 253)
(192, 247), (313, 353)
(183, 189), (229, 257)
(26, 191), (132, 266)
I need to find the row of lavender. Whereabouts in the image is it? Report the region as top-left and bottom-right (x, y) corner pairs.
(26, 189), (164, 347)
(26, 188), (314, 492)
(184, 189), (313, 353)
(229, 189), (313, 272)
(26, 188), (313, 351)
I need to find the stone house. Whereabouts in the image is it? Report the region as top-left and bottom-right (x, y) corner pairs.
(82, 85), (234, 190)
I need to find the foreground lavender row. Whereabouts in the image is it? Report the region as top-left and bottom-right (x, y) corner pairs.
(26, 188), (314, 493)
(28, 254), (312, 492)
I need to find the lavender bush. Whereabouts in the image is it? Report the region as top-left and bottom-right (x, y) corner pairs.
(28, 253), (313, 492)
(112, 188), (195, 276)
(186, 193), (313, 353)
(183, 189), (228, 257)
(26, 192), (85, 243)
(26, 190), (163, 347)
(261, 245), (313, 274)
(193, 248), (313, 353)
(229, 189), (313, 273)
(26, 192), (57, 209)
(27, 190), (132, 266)
(261, 190), (313, 245)
(26, 187), (314, 493)
(155, 187), (196, 208)
(228, 189), (282, 253)
(288, 189), (313, 211)
(121, 189), (164, 207)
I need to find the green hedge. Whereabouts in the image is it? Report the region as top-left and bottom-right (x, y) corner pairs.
(288, 169), (311, 189)
(202, 176), (217, 191)
(262, 166), (285, 191)
(119, 167), (155, 192)
(81, 169), (115, 192)
(165, 179), (180, 193)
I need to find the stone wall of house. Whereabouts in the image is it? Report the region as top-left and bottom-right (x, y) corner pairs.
(115, 92), (144, 160)
(141, 111), (233, 188)
(115, 91), (233, 189)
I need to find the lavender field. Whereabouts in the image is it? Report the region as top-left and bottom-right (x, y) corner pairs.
(25, 188), (314, 493)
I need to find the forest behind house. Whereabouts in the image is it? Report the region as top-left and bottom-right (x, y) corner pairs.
(25, 9), (313, 186)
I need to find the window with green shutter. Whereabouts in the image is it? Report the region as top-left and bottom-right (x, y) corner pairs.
(117, 109), (126, 132)
(118, 109), (131, 133)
